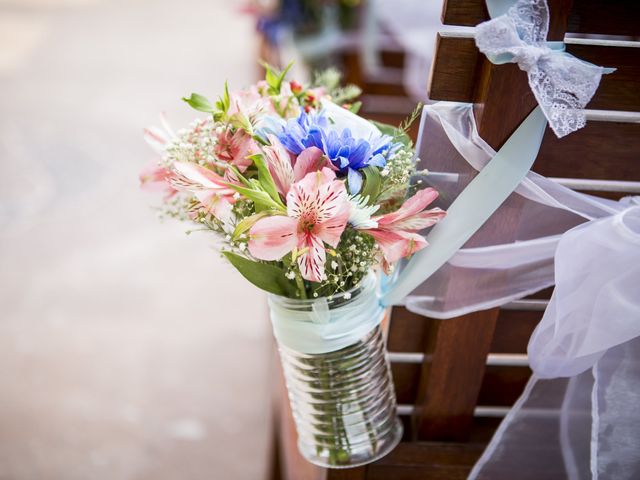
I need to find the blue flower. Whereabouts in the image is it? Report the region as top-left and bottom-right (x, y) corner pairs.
(321, 128), (390, 193)
(278, 110), (397, 194)
(277, 110), (328, 155)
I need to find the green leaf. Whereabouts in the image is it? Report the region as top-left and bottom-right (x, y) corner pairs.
(371, 120), (412, 148)
(250, 154), (283, 207)
(182, 93), (215, 113)
(360, 166), (382, 204)
(348, 101), (362, 114)
(223, 81), (230, 111)
(232, 211), (276, 240)
(223, 251), (296, 297)
(260, 61), (293, 95)
(225, 182), (286, 213)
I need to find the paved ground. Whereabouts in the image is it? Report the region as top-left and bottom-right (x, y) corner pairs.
(0, 1), (271, 479)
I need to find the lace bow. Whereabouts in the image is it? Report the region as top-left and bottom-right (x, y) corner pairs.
(475, 0), (613, 138)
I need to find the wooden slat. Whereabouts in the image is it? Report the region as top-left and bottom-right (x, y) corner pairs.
(536, 121), (640, 181)
(387, 307), (433, 353)
(441, 0), (486, 27)
(442, 0), (640, 36)
(491, 309), (541, 353)
(428, 35), (640, 113)
(366, 442), (485, 480)
(412, 309), (499, 441)
(477, 365), (532, 406)
(567, 0), (640, 36)
(428, 35), (480, 103)
(327, 468), (366, 480)
(566, 41), (640, 112)
(391, 363), (422, 404)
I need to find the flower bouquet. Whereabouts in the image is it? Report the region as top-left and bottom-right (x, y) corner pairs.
(141, 64), (445, 468)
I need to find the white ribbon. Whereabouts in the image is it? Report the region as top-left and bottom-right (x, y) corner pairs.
(475, 0), (614, 138)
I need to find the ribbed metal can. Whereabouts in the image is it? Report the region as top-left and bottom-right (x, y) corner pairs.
(272, 277), (402, 468)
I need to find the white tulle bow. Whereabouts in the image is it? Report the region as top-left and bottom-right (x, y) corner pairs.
(475, 0), (613, 138)
(528, 202), (640, 378)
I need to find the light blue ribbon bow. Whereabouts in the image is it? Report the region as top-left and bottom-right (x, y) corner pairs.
(475, 0), (614, 138)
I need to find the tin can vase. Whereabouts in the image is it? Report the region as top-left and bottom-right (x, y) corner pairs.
(269, 274), (403, 468)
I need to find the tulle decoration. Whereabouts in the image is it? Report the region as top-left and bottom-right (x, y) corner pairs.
(407, 102), (640, 479)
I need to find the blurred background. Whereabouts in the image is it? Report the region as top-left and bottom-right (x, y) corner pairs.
(0, 0), (452, 478)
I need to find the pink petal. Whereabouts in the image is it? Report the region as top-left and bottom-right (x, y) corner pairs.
(248, 216), (298, 261)
(231, 129), (259, 172)
(264, 135), (295, 196)
(297, 233), (326, 282)
(139, 162), (177, 198)
(194, 191), (236, 220)
(385, 207), (446, 232)
(376, 188), (439, 226)
(293, 147), (331, 181)
(315, 207), (350, 248)
(364, 229), (428, 264)
(213, 197), (234, 221)
(143, 126), (169, 154)
(287, 168), (347, 223)
(286, 167), (337, 219)
(173, 162), (227, 190)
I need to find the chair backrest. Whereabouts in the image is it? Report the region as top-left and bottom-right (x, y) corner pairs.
(387, 0), (640, 455)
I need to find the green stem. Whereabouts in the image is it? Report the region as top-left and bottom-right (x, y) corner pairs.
(295, 272), (307, 300)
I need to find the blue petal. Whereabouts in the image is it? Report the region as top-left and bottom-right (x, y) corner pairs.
(368, 153), (387, 168)
(350, 140), (371, 167)
(347, 168), (363, 194)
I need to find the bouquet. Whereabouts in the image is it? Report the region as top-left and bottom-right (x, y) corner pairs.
(140, 64), (445, 467)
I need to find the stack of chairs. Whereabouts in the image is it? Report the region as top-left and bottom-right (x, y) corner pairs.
(270, 0), (640, 478)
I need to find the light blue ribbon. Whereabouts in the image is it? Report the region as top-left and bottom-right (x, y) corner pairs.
(381, 106), (547, 306)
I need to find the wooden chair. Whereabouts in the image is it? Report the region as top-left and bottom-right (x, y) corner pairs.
(270, 1), (640, 478)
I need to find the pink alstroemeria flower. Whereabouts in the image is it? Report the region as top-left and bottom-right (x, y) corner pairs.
(139, 162), (178, 198)
(262, 135), (333, 197)
(228, 86), (274, 120)
(362, 188), (446, 268)
(248, 168), (350, 282)
(214, 127), (259, 173)
(171, 161), (237, 221)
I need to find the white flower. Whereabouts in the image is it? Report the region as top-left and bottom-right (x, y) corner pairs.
(285, 271), (296, 280)
(348, 195), (379, 229)
(343, 292), (352, 300)
(331, 261), (339, 270)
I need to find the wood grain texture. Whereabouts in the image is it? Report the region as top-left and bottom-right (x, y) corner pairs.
(367, 442), (485, 480)
(536, 121), (640, 181)
(327, 468), (366, 480)
(477, 366), (533, 406)
(566, 42), (640, 112)
(412, 309), (499, 441)
(442, 0), (640, 36)
(491, 310), (542, 353)
(387, 307), (432, 353)
(428, 35), (480, 103)
(429, 39), (640, 118)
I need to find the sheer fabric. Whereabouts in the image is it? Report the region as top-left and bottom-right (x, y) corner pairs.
(408, 102), (640, 479)
(404, 102), (628, 320)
